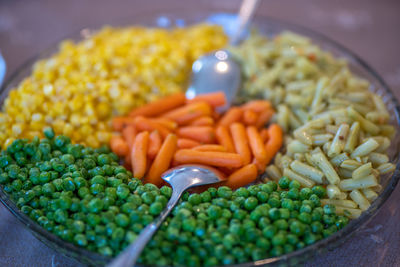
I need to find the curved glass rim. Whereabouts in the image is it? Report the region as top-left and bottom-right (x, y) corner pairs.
(0, 11), (399, 267)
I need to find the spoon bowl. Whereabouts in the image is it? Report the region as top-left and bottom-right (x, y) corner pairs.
(186, 50), (241, 112)
(162, 164), (226, 189)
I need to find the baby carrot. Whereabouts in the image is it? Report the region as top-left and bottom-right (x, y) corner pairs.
(189, 116), (214, 126)
(193, 145), (227, 152)
(174, 149), (243, 168)
(242, 100), (272, 113)
(112, 117), (135, 131)
(110, 135), (129, 156)
(177, 138), (201, 149)
(247, 126), (267, 163)
(162, 102), (212, 125)
(243, 110), (259, 126)
(149, 118), (177, 131)
(264, 123), (283, 165)
(129, 92), (186, 117)
(218, 107), (243, 127)
(187, 91), (227, 107)
(134, 116), (171, 139)
(177, 126), (215, 144)
(230, 123), (252, 165)
(146, 134), (178, 187)
(131, 131), (149, 179)
(147, 130), (162, 159)
(260, 128), (269, 143)
(256, 109), (274, 128)
(122, 125), (137, 148)
(215, 125), (235, 153)
(252, 157), (267, 173)
(212, 110), (222, 121)
(223, 164), (258, 189)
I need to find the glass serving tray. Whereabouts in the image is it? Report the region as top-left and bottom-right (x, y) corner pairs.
(0, 12), (399, 267)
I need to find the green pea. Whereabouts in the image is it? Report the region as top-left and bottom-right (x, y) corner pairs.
(256, 191), (269, 203)
(54, 209), (68, 224)
(262, 225), (277, 239)
(160, 186), (172, 198)
(59, 195), (72, 210)
(300, 204), (312, 214)
(217, 186), (232, 199)
(88, 198), (104, 213)
(233, 209), (247, 220)
(278, 176), (291, 189)
(244, 197), (258, 210)
(141, 192), (155, 205)
(90, 183), (104, 195)
(54, 135), (70, 148)
(128, 179), (141, 192)
(0, 172), (9, 184)
(207, 205), (222, 219)
(115, 214), (130, 227)
(91, 175), (106, 186)
(299, 188), (312, 200)
(279, 208), (290, 220)
(312, 185), (327, 198)
(8, 164), (20, 179)
(0, 155), (13, 168)
(290, 220), (305, 236)
(43, 127), (55, 139)
(149, 202), (163, 216)
(268, 197), (281, 208)
(116, 184), (130, 199)
(289, 180), (301, 189)
(288, 188), (300, 200)
(74, 234), (88, 247)
(62, 178), (76, 191)
(323, 204), (336, 215)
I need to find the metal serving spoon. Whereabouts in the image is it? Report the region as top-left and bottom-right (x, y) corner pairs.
(107, 165), (226, 267)
(186, 0), (260, 111)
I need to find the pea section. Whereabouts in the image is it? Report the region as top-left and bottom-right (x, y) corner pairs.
(0, 130), (348, 266)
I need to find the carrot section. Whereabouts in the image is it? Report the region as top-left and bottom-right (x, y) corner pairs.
(177, 138), (201, 149)
(190, 116), (214, 126)
(177, 126), (215, 143)
(129, 92), (186, 117)
(218, 107), (243, 126)
(111, 92), (282, 189)
(247, 126), (267, 163)
(132, 131), (149, 179)
(187, 91), (227, 107)
(230, 123), (252, 165)
(215, 125), (235, 153)
(110, 135), (129, 156)
(134, 116), (171, 138)
(264, 123), (283, 165)
(147, 130), (162, 159)
(193, 145), (227, 152)
(243, 110), (258, 126)
(162, 102), (212, 125)
(174, 149), (243, 168)
(146, 134), (177, 187)
(122, 125), (137, 148)
(223, 164), (258, 189)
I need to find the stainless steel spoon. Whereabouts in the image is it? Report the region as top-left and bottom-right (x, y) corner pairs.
(186, 0), (260, 111)
(107, 165), (225, 267)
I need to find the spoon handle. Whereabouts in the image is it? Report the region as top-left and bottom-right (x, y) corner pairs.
(106, 189), (183, 267)
(231, 0), (260, 45)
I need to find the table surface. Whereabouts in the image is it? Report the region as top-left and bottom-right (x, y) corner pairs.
(0, 0), (400, 266)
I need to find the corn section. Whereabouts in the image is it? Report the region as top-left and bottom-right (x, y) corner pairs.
(0, 24), (227, 148)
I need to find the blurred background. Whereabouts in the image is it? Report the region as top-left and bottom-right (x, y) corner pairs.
(0, 0), (399, 266)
